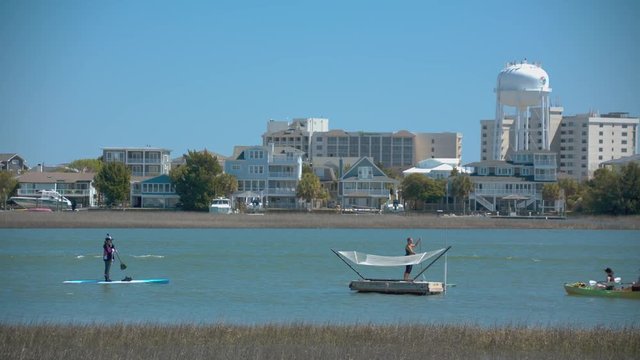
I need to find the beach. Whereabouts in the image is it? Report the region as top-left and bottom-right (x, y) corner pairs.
(1, 209), (639, 229)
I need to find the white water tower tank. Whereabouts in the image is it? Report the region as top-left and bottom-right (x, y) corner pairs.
(497, 61), (550, 108)
(492, 60), (552, 159)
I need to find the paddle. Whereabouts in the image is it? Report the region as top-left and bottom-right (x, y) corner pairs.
(115, 250), (127, 270)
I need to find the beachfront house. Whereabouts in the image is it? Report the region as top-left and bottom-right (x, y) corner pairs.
(130, 174), (180, 209)
(0, 153), (29, 174)
(224, 145), (303, 209)
(465, 150), (560, 215)
(14, 171), (97, 208)
(102, 147), (172, 177)
(338, 157), (398, 211)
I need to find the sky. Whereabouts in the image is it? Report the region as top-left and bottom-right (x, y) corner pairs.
(1, 0), (639, 166)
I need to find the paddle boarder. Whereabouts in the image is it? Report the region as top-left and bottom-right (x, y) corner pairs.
(403, 237), (416, 281)
(103, 234), (116, 282)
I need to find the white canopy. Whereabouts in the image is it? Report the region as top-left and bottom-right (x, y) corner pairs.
(336, 248), (447, 267)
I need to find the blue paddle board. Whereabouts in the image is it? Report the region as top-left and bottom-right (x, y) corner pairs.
(63, 278), (169, 284)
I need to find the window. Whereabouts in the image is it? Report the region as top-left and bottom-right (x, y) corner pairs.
(358, 166), (373, 179)
(249, 165), (264, 174)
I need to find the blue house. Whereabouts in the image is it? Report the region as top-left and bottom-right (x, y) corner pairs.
(225, 145), (303, 209)
(130, 174), (180, 208)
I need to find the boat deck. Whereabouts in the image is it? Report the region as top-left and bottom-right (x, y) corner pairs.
(349, 280), (444, 295)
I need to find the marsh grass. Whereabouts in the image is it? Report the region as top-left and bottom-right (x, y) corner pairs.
(1, 323), (638, 359)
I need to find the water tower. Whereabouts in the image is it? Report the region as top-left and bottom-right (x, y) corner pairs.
(493, 60), (551, 160)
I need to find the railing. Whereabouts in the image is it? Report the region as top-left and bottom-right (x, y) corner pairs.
(342, 188), (390, 196)
(17, 189), (91, 196)
(269, 155), (299, 164)
(268, 172), (297, 179)
(267, 188), (296, 195)
(472, 189), (537, 197)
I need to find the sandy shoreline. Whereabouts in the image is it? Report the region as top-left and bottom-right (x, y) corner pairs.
(1, 210), (638, 229)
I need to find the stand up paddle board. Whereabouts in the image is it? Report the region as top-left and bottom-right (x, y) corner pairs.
(63, 278), (169, 285)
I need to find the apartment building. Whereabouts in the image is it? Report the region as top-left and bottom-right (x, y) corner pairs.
(263, 118), (463, 171)
(480, 107), (563, 161)
(102, 147), (172, 177)
(557, 112), (639, 181)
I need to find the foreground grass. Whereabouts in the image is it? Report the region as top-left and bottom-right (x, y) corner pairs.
(1, 323), (638, 360)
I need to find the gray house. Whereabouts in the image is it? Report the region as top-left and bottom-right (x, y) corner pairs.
(0, 153), (29, 173)
(338, 157), (398, 211)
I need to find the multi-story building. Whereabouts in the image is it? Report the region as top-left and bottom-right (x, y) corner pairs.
(414, 132), (463, 161)
(557, 112), (638, 181)
(338, 157), (398, 211)
(102, 147), (172, 177)
(480, 109), (637, 181)
(263, 118), (463, 170)
(224, 145), (303, 209)
(465, 150), (558, 214)
(130, 174), (180, 208)
(14, 171), (97, 208)
(481, 107), (564, 161)
(0, 153), (29, 173)
(312, 130), (415, 170)
(263, 118), (329, 157)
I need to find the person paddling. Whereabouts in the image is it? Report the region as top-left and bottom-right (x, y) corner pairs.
(103, 234), (116, 282)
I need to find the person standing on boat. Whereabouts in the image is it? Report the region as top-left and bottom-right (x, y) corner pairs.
(403, 237), (417, 281)
(103, 234), (116, 282)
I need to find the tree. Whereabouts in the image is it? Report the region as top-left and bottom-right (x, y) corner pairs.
(450, 174), (473, 214)
(0, 171), (19, 210)
(94, 162), (131, 207)
(213, 173), (238, 198)
(296, 172), (323, 208)
(170, 150), (222, 211)
(401, 174), (444, 210)
(557, 178), (584, 212)
(619, 162), (640, 214)
(68, 158), (103, 173)
(583, 168), (623, 214)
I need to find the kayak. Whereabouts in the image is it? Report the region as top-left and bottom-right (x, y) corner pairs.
(64, 278), (169, 285)
(564, 282), (640, 299)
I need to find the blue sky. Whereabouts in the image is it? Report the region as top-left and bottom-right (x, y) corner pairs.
(2, 0), (638, 166)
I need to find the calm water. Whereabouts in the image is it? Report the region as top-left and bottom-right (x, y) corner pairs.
(0, 228), (638, 327)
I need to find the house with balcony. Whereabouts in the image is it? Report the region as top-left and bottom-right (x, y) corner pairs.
(102, 147), (171, 177)
(14, 171), (97, 208)
(338, 157), (398, 211)
(224, 145), (303, 209)
(464, 150), (559, 215)
(1, 153), (29, 174)
(130, 174), (179, 208)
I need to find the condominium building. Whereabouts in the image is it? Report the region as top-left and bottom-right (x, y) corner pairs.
(263, 118), (463, 170)
(481, 107), (563, 161)
(102, 147), (172, 177)
(414, 132), (463, 160)
(557, 112), (639, 181)
(312, 130), (415, 170)
(263, 118), (329, 156)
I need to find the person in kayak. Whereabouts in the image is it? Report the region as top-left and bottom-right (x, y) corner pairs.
(103, 234), (116, 282)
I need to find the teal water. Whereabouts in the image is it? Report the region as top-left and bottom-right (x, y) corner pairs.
(0, 228), (638, 327)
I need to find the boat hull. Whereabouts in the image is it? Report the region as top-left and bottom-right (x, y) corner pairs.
(564, 283), (640, 299)
(10, 196), (70, 211)
(349, 280), (444, 295)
